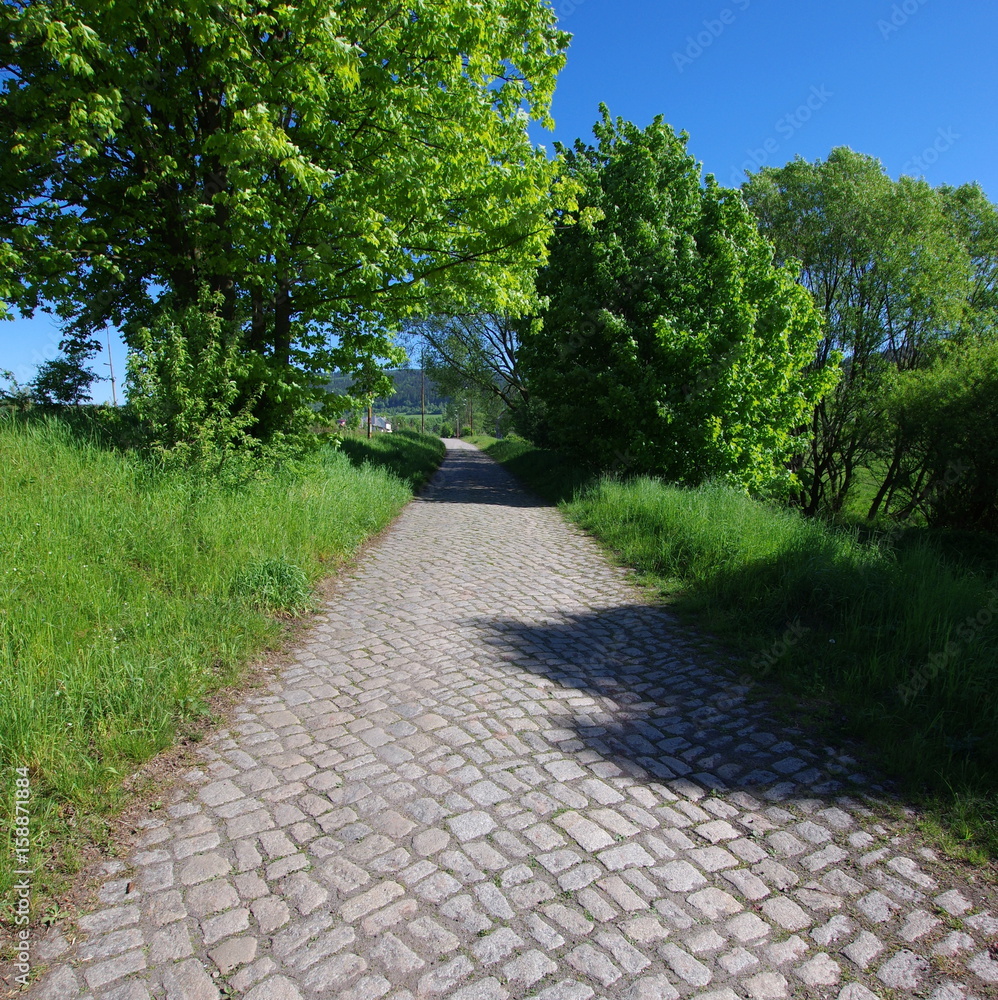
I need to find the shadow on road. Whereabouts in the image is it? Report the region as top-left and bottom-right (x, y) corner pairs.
(463, 604), (882, 809)
(417, 446), (550, 508)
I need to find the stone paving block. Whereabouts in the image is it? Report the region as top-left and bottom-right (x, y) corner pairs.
(659, 944), (712, 987)
(935, 889), (973, 915)
(795, 952), (840, 986)
(243, 975), (304, 1000)
(208, 935), (258, 974)
(159, 958), (219, 1000)
(743, 972), (789, 998)
(83, 950), (147, 992)
(371, 932), (425, 975)
(417, 955), (474, 995)
(554, 812), (615, 852)
(687, 887), (743, 919)
(621, 974), (680, 1000)
(565, 944), (622, 987)
(655, 860), (707, 892)
(760, 896), (812, 932)
(877, 949), (931, 989)
(503, 949), (559, 988)
(900, 908), (942, 941)
(968, 951), (998, 983)
(531, 981), (595, 1000)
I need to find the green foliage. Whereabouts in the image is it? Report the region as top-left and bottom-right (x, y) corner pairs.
(30, 339), (102, 406)
(338, 430), (446, 491)
(743, 149), (973, 515)
(939, 182), (998, 335)
(2, 0), (572, 444)
(0, 414), (443, 906)
(326, 369), (451, 415)
(481, 435), (998, 859)
(884, 337), (998, 531)
(232, 558), (313, 616)
(0, 369), (33, 411)
(480, 435), (588, 503)
(520, 109), (832, 496)
(406, 314), (528, 422)
(125, 296), (277, 473)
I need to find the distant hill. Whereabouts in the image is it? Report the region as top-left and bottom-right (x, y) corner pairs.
(327, 368), (450, 413)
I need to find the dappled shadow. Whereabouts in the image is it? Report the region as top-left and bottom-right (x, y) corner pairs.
(416, 443), (549, 508)
(463, 604), (887, 808)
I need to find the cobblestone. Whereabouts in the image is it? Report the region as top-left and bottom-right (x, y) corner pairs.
(23, 442), (997, 1000)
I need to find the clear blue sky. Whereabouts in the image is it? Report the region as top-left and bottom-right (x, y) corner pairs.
(537, 0), (996, 196)
(3, 0), (996, 403)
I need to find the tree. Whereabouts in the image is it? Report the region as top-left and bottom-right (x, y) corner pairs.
(405, 313), (528, 413)
(883, 338), (998, 532)
(2, 0), (572, 452)
(29, 337), (102, 406)
(938, 182), (998, 340)
(519, 109), (833, 495)
(742, 149), (970, 515)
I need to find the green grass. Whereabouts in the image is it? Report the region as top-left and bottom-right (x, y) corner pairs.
(338, 429), (446, 490)
(478, 439), (998, 862)
(0, 416), (444, 911)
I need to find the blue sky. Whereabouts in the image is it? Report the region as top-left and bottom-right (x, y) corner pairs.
(3, 0), (996, 403)
(537, 0), (996, 195)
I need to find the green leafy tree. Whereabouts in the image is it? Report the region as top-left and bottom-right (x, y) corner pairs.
(406, 313), (528, 414)
(939, 182), (998, 340)
(520, 109), (832, 495)
(29, 337), (102, 406)
(884, 338), (998, 531)
(742, 149), (970, 515)
(125, 292), (268, 473)
(2, 0), (571, 452)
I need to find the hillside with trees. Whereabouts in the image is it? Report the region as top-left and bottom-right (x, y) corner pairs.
(326, 370), (451, 415)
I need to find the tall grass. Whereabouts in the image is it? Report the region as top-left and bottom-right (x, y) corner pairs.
(0, 416), (443, 907)
(478, 440), (998, 860)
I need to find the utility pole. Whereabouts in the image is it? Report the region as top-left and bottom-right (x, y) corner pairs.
(105, 328), (118, 406)
(420, 362), (425, 434)
(367, 402), (373, 439)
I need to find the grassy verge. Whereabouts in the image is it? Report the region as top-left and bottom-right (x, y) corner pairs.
(339, 429), (446, 490)
(477, 438), (998, 862)
(0, 416), (444, 914)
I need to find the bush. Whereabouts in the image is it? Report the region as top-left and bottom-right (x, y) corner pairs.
(884, 337), (998, 532)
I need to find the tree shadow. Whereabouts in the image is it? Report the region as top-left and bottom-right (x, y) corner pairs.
(462, 604), (886, 809)
(337, 432), (447, 491)
(414, 445), (550, 508)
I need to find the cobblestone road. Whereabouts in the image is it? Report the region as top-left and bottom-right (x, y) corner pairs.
(27, 440), (998, 1000)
